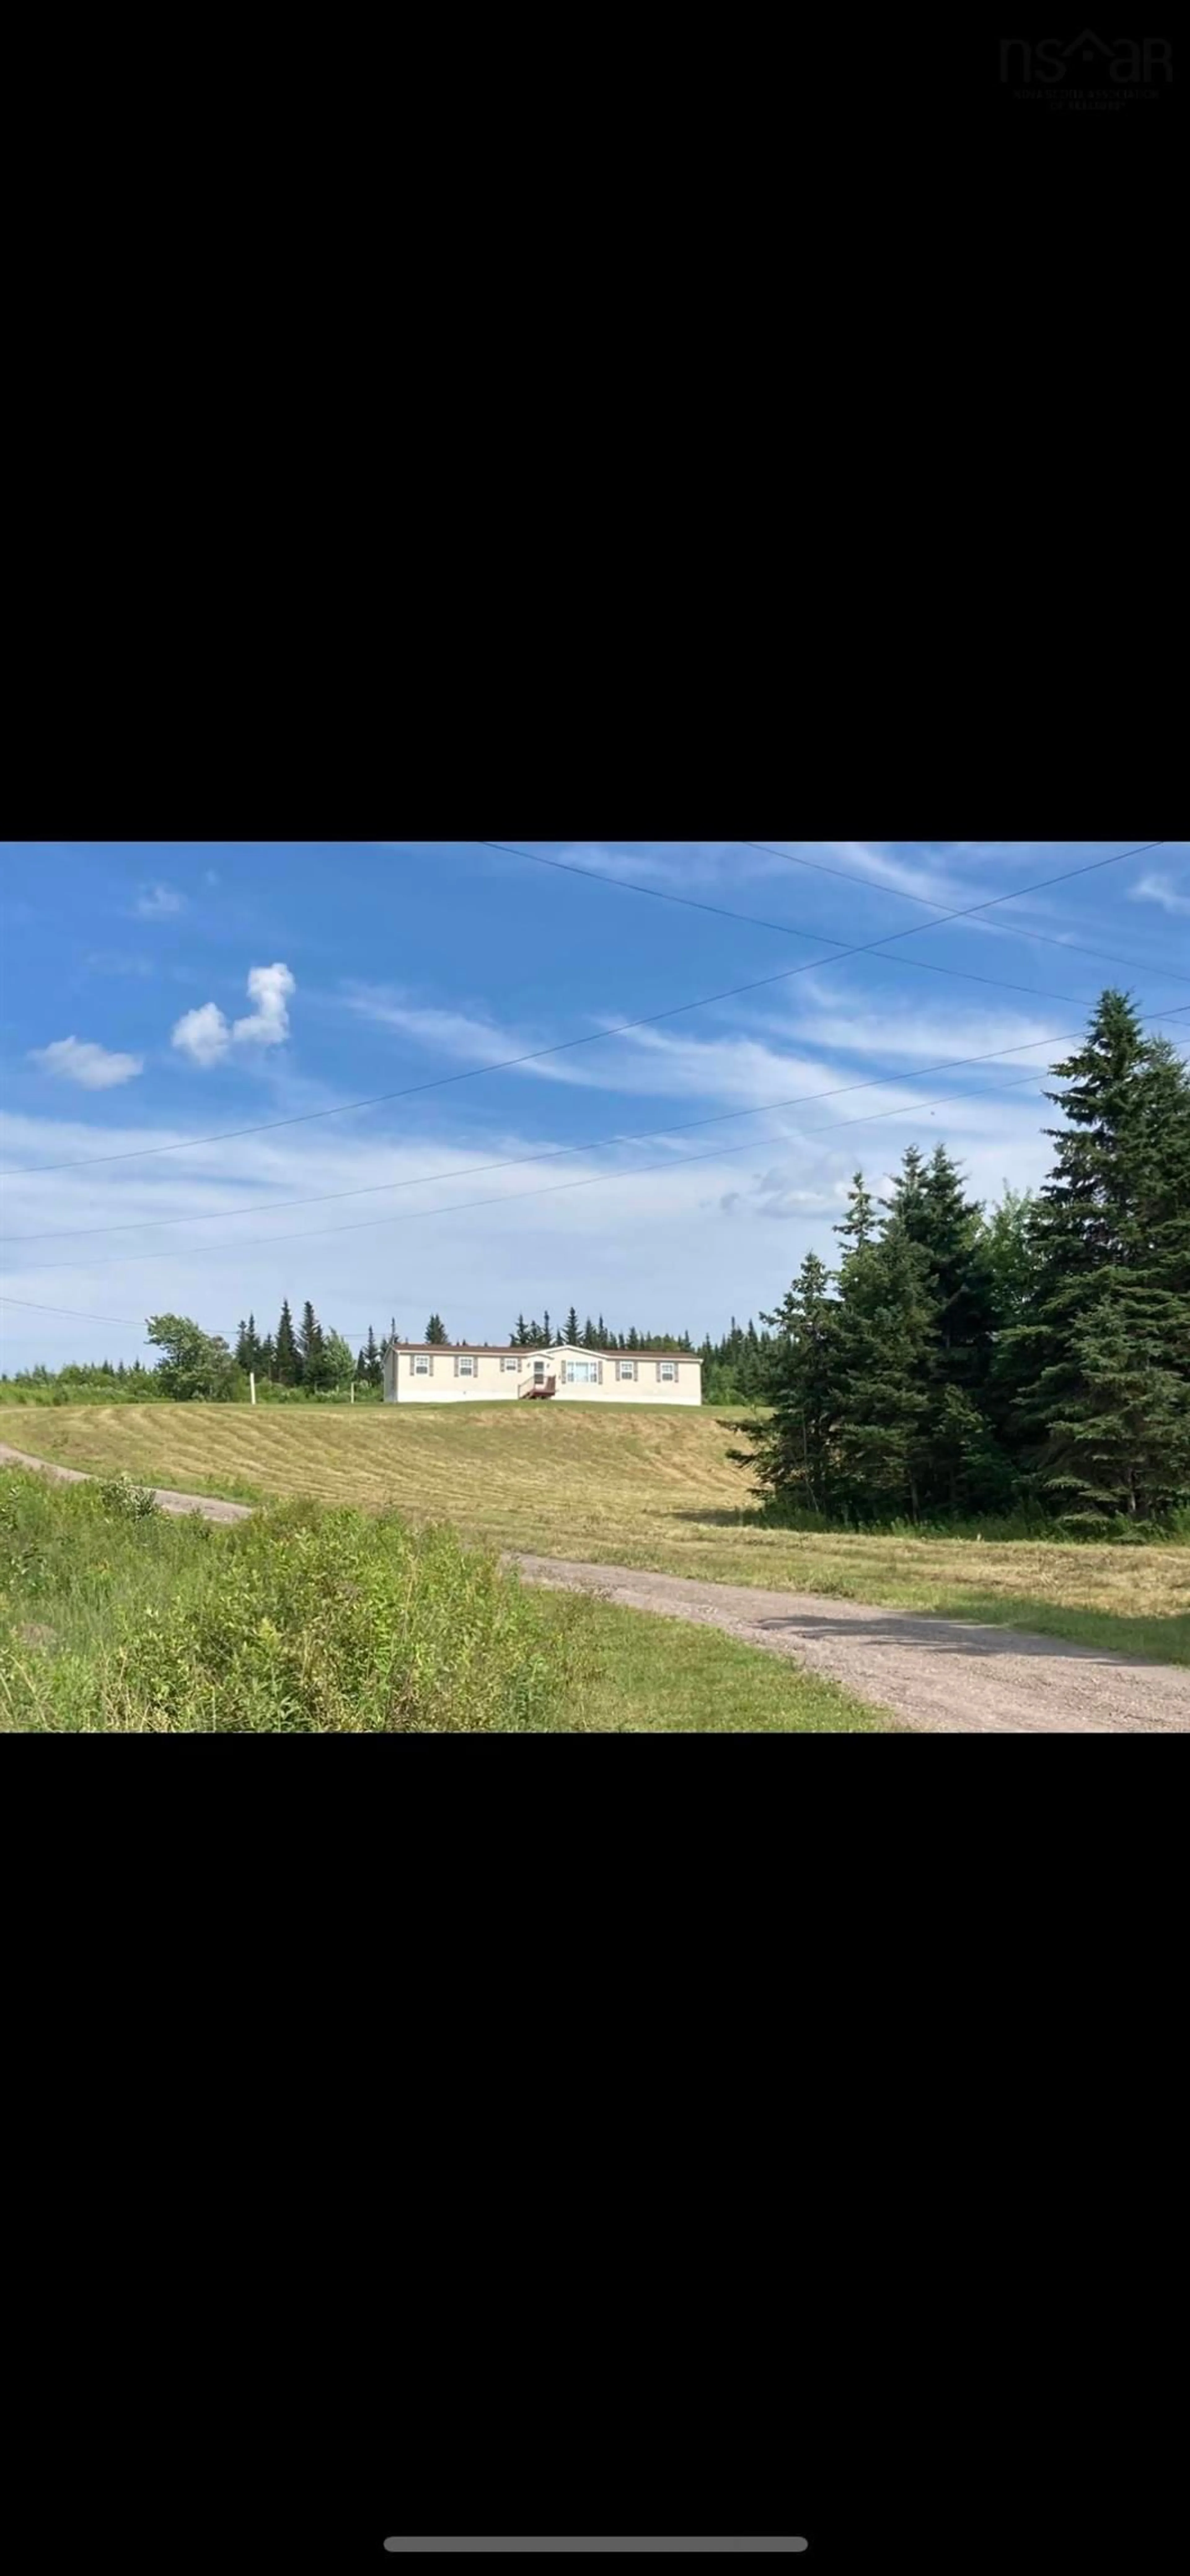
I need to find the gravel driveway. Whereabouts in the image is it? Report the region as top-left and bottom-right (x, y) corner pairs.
(508, 1554), (1190, 1734)
(0, 1442), (253, 1524)
(3, 1442), (1185, 1731)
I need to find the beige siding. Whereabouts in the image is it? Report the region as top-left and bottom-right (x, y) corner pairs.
(384, 1350), (518, 1403)
(383, 1345), (700, 1405)
(550, 1355), (699, 1406)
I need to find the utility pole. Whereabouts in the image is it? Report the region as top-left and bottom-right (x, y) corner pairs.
(249, 1370), (256, 1407)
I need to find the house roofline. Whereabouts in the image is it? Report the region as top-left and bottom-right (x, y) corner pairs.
(390, 1341), (700, 1361)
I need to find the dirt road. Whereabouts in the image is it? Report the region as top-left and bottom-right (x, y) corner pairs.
(3, 1442), (1185, 1731)
(0, 1441), (253, 1524)
(508, 1554), (1190, 1734)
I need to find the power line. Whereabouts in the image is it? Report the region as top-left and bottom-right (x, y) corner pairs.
(740, 840), (1190, 988)
(0, 839), (1166, 1183)
(0, 1291), (374, 1349)
(0, 1292), (150, 1331)
(472, 843), (1099, 1007)
(479, 836), (1169, 983)
(6, 1001), (1190, 1252)
(0, 1068), (1053, 1331)
(7, 1006), (1187, 1278)
(0, 954), (1061, 1183)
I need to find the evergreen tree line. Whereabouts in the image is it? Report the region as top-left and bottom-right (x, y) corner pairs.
(505, 1306), (697, 1354)
(233, 1302), (383, 1391)
(734, 994), (1190, 1531)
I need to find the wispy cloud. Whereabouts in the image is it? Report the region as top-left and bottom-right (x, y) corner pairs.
(821, 841), (976, 907)
(778, 984), (1063, 1069)
(345, 989), (524, 1065)
(134, 882), (186, 920)
(1130, 870), (1190, 918)
(28, 1036), (143, 1090)
(172, 963), (295, 1068)
(342, 986), (604, 1087)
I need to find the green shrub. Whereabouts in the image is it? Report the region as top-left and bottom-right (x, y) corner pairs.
(97, 1472), (159, 1521)
(0, 1472), (594, 1732)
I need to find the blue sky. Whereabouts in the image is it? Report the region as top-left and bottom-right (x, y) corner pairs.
(1, 839), (1187, 1367)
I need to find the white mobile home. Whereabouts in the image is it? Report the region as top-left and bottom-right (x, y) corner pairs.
(383, 1340), (701, 1406)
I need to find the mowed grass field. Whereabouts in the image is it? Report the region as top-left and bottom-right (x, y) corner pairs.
(4, 1400), (1188, 1665)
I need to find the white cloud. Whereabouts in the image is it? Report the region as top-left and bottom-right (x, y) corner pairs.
(1130, 870), (1190, 918)
(0, 1055), (1061, 1360)
(779, 985), (1063, 1069)
(343, 987), (602, 1086)
(232, 962), (295, 1049)
(134, 882), (186, 919)
(171, 1002), (233, 1068)
(28, 1036), (143, 1090)
(172, 963), (295, 1068)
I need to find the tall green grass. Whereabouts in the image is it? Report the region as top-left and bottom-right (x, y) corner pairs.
(0, 1468), (593, 1732)
(752, 1498), (1190, 1547)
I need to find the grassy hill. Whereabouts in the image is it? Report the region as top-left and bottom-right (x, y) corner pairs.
(3, 1400), (1188, 1665)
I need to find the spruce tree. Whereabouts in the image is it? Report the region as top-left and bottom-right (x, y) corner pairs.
(1009, 991), (1190, 1520)
(565, 1307), (580, 1345)
(981, 1187), (1036, 1335)
(542, 1309), (552, 1346)
(274, 1300), (299, 1386)
(832, 1224), (937, 1521)
(299, 1301), (327, 1390)
(234, 1312), (261, 1375)
(835, 1171), (879, 1257)
(731, 1254), (841, 1516)
(425, 1315), (448, 1345)
(1041, 1297), (1190, 1525)
(884, 1141), (1007, 1510)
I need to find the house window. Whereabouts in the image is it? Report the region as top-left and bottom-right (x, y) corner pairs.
(456, 1355), (476, 1377)
(501, 1355), (521, 1371)
(565, 1359), (601, 1384)
(412, 1355), (431, 1376)
(657, 1360), (677, 1382)
(617, 1359), (637, 1381)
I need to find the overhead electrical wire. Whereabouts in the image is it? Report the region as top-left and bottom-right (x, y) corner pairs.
(0, 1067), (1059, 1328)
(0, 1292), (152, 1331)
(5, 1002), (1190, 1252)
(5, 1006), (1188, 1278)
(476, 837), (1169, 979)
(0, 1066), (1056, 1332)
(738, 840), (1190, 989)
(0, 839), (1167, 1180)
